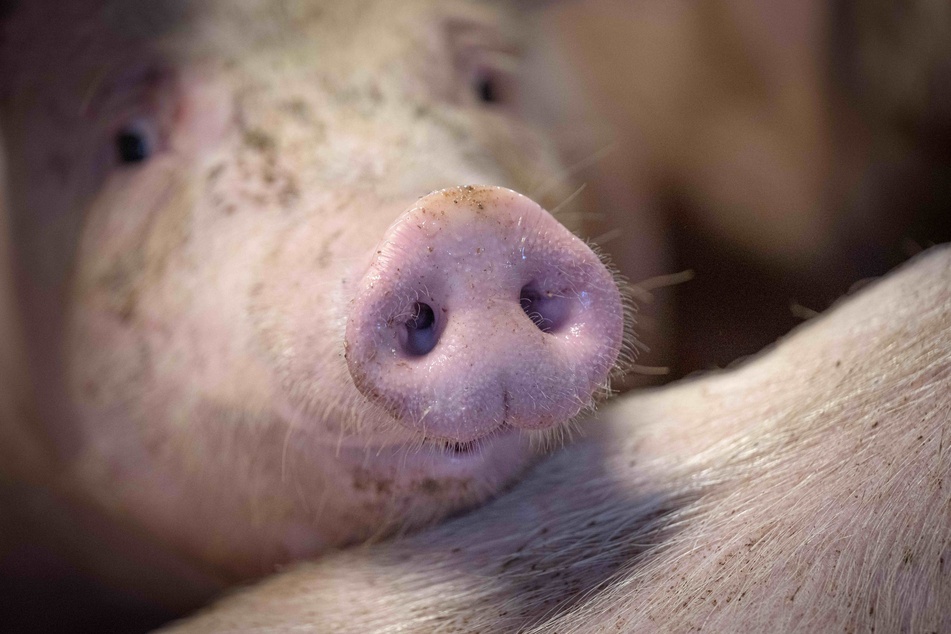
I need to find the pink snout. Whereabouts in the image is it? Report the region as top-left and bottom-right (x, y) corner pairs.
(345, 186), (624, 442)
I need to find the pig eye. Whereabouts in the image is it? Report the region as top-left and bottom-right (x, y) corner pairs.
(468, 61), (516, 108)
(445, 19), (519, 109)
(114, 121), (156, 164)
(474, 71), (499, 104)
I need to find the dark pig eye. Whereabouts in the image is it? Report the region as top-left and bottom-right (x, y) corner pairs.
(114, 122), (155, 164)
(474, 72), (498, 104)
(444, 17), (519, 109)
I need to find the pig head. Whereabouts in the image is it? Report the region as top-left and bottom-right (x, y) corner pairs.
(0, 0), (629, 590)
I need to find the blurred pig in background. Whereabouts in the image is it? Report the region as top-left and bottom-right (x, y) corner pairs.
(523, 0), (951, 382)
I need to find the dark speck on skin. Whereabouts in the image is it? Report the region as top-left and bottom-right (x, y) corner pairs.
(281, 98), (312, 122)
(316, 228), (343, 269)
(352, 468), (393, 496)
(206, 162), (225, 183)
(243, 128), (276, 152)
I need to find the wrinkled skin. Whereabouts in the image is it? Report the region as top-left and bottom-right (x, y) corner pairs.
(0, 0), (630, 616)
(165, 245), (951, 633)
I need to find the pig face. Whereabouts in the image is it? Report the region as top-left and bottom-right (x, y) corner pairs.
(0, 0), (627, 580)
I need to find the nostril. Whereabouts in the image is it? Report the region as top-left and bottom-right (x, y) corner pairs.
(520, 284), (570, 334)
(402, 302), (439, 356)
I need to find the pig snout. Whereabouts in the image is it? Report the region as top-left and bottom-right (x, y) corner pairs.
(345, 185), (624, 442)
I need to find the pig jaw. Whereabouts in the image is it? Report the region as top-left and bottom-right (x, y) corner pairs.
(345, 185), (625, 444)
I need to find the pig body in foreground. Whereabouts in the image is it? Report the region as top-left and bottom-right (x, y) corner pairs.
(0, 0), (627, 602)
(166, 245), (951, 633)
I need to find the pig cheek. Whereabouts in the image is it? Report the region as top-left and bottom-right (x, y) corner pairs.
(65, 167), (190, 439)
(62, 170), (328, 570)
(66, 165), (238, 464)
(247, 203), (398, 441)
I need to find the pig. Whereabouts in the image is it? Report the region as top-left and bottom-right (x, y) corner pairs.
(3, 1), (950, 633)
(162, 244), (951, 633)
(158, 0), (950, 629)
(0, 0), (633, 627)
